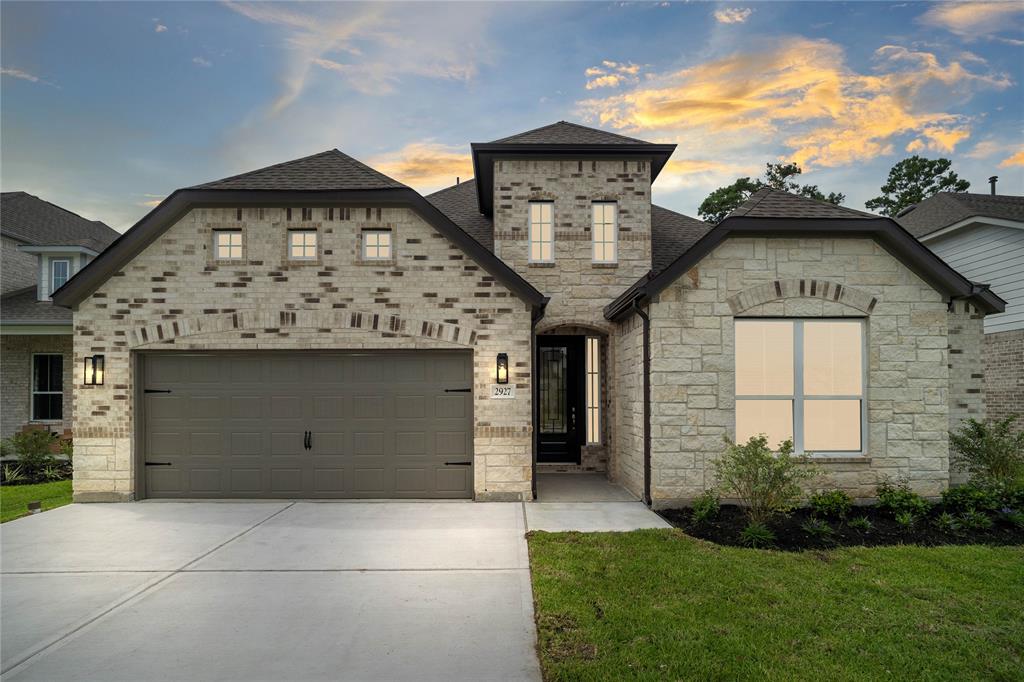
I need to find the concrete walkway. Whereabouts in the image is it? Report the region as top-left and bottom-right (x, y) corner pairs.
(528, 473), (671, 532)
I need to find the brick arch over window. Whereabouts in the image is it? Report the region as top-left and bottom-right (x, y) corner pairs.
(129, 309), (478, 348)
(536, 319), (615, 336)
(727, 278), (878, 316)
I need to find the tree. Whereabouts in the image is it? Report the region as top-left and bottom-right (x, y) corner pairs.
(697, 162), (846, 223)
(865, 156), (970, 217)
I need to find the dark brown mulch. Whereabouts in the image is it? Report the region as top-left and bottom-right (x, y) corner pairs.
(658, 505), (1024, 551)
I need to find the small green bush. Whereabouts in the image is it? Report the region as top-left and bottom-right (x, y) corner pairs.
(960, 509), (994, 531)
(1, 463), (27, 485)
(1002, 510), (1024, 529)
(809, 489), (853, 518)
(7, 430), (58, 474)
(690, 490), (719, 525)
(848, 516), (872, 532)
(894, 511), (916, 527)
(876, 478), (930, 518)
(714, 435), (817, 525)
(941, 484), (1001, 513)
(934, 512), (962, 534)
(800, 518), (835, 540)
(950, 415), (1024, 486)
(739, 522), (776, 548)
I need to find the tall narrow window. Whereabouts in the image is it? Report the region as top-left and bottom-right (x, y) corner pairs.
(288, 229), (317, 260)
(362, 229), (392, 260)
(528, 201), (554, 262)
(214, 230), (243, 260)
(592, 202), (617, 263)
(32, 354), (63, 421)
(50, 259), (70, 293)
(735, 319), (865, 453)
(586, 337), (601, 444)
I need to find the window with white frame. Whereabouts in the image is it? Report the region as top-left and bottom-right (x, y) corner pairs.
(591, 203), (617, 263)
(32, 354), (63, 421)
(735, 319), (865, 453)
(50, 259), (70, 292)
(528, 201), (554, 262)
(288, 229), (317, 260)
(586, 337), (601, 444)
(362, 229), (392, 260)
(214, 230), (243, 260)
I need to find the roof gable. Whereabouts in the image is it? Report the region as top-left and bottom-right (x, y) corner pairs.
(490, 121), (652, 145)
(191, 149), (407, 191)
(898, 192), (1024, 237)
(0, 192), (119, 251)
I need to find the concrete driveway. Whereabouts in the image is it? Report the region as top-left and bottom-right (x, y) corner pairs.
(1, 502), (540, 682)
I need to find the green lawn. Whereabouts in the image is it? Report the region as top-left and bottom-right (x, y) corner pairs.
(1, 480), (73, 523)
(528, 529), (1024, 681)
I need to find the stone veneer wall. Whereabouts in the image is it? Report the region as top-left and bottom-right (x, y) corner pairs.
(947, 302), (987, 484)
(72, 206), (533, 502)
(645, 236), (959, 507)
(0, 334), (73, 439)
(613, 313), (645, 498)
(984, 329), (1024, 432)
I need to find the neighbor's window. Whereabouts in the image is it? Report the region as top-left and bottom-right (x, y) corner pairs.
(586, 337), (601, 444)
(362, 229), (392, 260)
(288, 229), (317, 260)
(528, 201), (554, 262)
(32, 354), (63, 421)
(735, 319), (864, 453)
(50, 259), (70, 293)
(214, 230), (243, 260)
(591, 202), (617, 263)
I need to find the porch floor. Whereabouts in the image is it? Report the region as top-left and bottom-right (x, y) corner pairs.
(535, 473), (638, 502)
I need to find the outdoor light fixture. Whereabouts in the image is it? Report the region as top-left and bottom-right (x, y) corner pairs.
(84, 355), (105, 386)
(496, 353), (509, 384)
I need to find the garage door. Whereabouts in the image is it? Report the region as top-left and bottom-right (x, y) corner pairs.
(141, 352), (473, 499)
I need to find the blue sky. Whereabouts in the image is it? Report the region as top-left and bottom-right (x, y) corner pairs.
(2, 1), (1022, 230)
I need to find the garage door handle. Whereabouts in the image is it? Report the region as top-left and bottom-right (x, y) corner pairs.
(144, 389), (172, 394)
(145, 461), (172, 466)
(444, 461), (472, 466)
(445, 388), (471, 393)
(304, 431), (311, 450)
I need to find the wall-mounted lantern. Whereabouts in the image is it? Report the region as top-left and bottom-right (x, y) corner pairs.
(84, 355), (105, 386)
(496, 353), (509, 384)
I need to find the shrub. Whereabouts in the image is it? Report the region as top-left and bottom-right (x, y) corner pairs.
(934, 512), (962, 534)
(800, 518), (835, 540)
(894, 511), (915, 527)
(1, 463), (27, 485)
(950, 415), (1024, 486)
(941, 484), (1001, 514)
(848, 516), (872, 532)
(876, 478), (929, 518)
(690, 490), (719, 525)
(7, 430), (58, 475)
(714, 436), (817, 525)
(960, 509), (994, 531)
(1002, 509), (1024, 529)
(809, 489), (853, 519)
(739, 522), (776, 548)
(41, 463), (65, 482)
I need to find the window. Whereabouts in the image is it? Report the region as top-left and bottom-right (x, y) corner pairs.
(214, 230), (243, 260)
(50, 259), (70, 293)
(288, 229), (317, 260)
(362, 229), (392, 260)
(528, 202), (554, 262)
(735, 319), (865, 454)
(586, 337), (601, 444)
(592, 203), (617, 263)
(32, 354), (63, 421)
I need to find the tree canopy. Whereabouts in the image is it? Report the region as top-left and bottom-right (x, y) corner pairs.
(697, 163), (845, 223)
(865, 156), (970, 217)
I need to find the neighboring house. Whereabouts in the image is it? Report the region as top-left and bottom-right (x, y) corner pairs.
(899, 192), (1023, 429)
(52, 122), (1003, 505)
(1, 192), (119, 440)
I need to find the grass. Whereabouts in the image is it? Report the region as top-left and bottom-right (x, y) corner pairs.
(528, 529), (1024, 681)
(1, 480), (73, 523)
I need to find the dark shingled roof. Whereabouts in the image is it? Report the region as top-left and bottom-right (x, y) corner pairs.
(426, 178), (706, 272)
(425, 180), (494, 250)
(191, 149), (408, 191)
(0, 286), (71, 323)
(897, 192), (1024, 237)
(0, 192), (119, 251)
(489, 121), (652, 146)
(729, 188), (878, 221)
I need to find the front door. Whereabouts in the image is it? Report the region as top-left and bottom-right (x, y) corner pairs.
(537, 336), (585, 464)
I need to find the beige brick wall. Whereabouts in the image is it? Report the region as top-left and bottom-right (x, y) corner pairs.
(947, 302), (987, 484)
(644, 236), (958, 507)
(1, 334), (73, 439)
(984, 329), (1024, 431)
(72, 206), (533, 501)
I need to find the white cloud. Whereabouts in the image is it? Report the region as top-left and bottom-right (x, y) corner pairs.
(714, 7), (753, 24)
(919, 2), (1024, 40)
(1, 67), (57, 87)
(584, 60), (642, 90)
(192, 56), (212, 68)
(155, 24), (168, 33)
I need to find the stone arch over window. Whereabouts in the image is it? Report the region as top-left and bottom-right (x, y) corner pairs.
(536, 319), (614, 336)
(130, 309), (477, 348)
(727, 279), (878, 316)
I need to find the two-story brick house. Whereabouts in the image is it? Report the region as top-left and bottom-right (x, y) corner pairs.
(52, 122), (1004, 505)
(1, 192), (119, 440)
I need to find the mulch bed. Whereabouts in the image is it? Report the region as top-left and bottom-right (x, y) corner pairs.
(659, 505), (1024, 551)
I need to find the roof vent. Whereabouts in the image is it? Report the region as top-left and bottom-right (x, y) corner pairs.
(989, 175), (998, 195)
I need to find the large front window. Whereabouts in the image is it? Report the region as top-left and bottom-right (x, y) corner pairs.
(528, 202), (554, 262)
(32, 354), (63, 421)
(735, 319), (865, 454)
(591, 203), (617, 263)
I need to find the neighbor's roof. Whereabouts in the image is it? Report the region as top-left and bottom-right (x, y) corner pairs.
(0, 286), (71, 324)
(728, 187), (878, 220)
(191, 149), (408, 191)
(489, 121), (653, 146)
(0, 192), (119, 252)
(897, 192), (1024, 238)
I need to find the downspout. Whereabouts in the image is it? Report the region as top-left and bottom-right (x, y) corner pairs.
(530, 300), (548, 501)
(632, 299), (652, 507)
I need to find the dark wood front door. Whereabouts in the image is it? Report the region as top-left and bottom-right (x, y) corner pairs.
(537, 336), (585, 464)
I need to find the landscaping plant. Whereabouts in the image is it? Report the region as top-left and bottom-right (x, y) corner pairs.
(809, 488), (853, 518)
(895, 511), (916, 527)
(949, 415), (1024, 486)
(876, 478), (929, 518)
(848, 516), (872, 532)
(739, 522), (776, 548)
(714, 436), (817, 525)
(690, 490), (719, 525)
(934, 512), (962, 534)
(960, 509), (994, 531)
(800, 517), (835, 540)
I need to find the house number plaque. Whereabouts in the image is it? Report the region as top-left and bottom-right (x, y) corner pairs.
(490, 384), (516, 399)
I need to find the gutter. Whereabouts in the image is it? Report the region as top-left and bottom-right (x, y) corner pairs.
(530, 299), (549, 501)
(632, 299), (652, 507)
